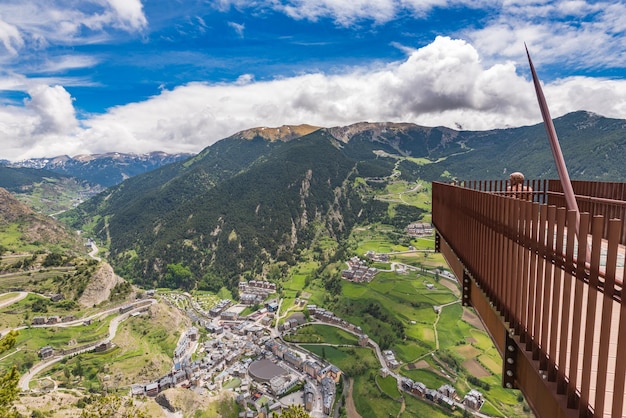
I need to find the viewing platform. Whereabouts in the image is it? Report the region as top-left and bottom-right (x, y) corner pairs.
(432, 179), (626, 418)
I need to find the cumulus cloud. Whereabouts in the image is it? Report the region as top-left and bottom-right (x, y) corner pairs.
(215, 1), (626, 72)
(4, 36), (626, 160)
(0, 84), (78, 157)
(466, 1), (626, 69)
(26, 84), (78, 135)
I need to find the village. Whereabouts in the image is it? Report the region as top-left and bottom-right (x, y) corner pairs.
(127, 277), (486, 418)
(129, 291), (341, 418)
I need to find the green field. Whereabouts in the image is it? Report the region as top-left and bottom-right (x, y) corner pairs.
(401, 366), (451, 389)
(331, 270), (456, 363)
(299, 216), (535, 418)
(285, 324), (358, 345)
(377, 374), (401, 399)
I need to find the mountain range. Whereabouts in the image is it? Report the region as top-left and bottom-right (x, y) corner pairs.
(59, 110), (626, 291)
(3, 151), (193, 187)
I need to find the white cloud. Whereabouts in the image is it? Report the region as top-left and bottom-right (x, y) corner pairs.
(0, 0), (147, 55)
(30, 55), (100, 74)
(106, 0), (148, 31)
(281, 0), (397, 25)
(217, 0), (492, 25)
(4, 36), (626, 160)
(227, 21), (245, 37)
(26, 84), (78, 135)
(216, 1), (626, 72)
(0, 19), (23, 55)
(466, 1), (626, 70)
(0, 84), (78, 158)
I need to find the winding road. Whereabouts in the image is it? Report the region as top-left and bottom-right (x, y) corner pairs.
(0, 292), (28, 309)
(15, 299), (156, 391)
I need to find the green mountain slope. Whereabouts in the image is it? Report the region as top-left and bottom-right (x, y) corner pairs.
(62, 131), (399, 290)
(62, 111), (626, 291)
(402, 111), (626, 181)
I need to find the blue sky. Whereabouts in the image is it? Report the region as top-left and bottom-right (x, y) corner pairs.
(2, 0), (626, 160)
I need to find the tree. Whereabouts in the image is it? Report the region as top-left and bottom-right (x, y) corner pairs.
(273, 404), (311, 418)
(165, 263), (194, 290)
(0, 366), (20, 417)
(0, 331), (18, 354)
(31, 298), (49, 313)
(43, 252), (64, 267)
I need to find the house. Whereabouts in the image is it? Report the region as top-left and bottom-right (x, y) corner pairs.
(425, 389), (440, 402)
(438, 384), (457, 399)
(321, 377), (336, 415)
(50, 293), (64, 302)
(208, 324), (224, 334)
(32, 316), (46, 325)
(439, 395), (455, 410)
(283, 351), (303, 369)
(304, 382), (315, 411)
(303, 360), (322, 379)
(38, 346), (54, 359)
(221, 311), (238, 321)
(131, 384), (145, 396)
(463, 389), (484, 410)
(119, 305), (134, 314)
(413, 381), (426, 397)
(145, 382), (159, 396)
(174, 369), (187, 384)
(328, 365), (342, 382)
(358, 334), (369, 347)
(95, 341), (112, 352)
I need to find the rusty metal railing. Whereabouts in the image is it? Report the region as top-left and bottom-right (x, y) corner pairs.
(433, 180), (626, 418)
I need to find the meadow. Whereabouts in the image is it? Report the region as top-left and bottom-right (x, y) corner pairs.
(285, 324), (359, 345)
(318, 205), (531, 418)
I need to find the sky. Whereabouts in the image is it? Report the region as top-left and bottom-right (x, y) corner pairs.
(2, 0), (626, 160)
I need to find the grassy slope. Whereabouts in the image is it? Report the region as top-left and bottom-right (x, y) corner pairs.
(282, 177), (531, 417)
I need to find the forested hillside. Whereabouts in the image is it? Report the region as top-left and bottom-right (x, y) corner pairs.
(61, 111), (626, 291)
(62, 130), (423, 290)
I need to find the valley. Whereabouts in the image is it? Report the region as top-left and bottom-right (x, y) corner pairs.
(5, 115), (614, 416)
(0, 176), (532, 417)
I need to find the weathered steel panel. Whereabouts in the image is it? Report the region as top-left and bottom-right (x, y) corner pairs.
(432, 180), (626, 418)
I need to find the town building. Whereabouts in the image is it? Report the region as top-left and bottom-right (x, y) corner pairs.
(38, 346), (54, 359)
